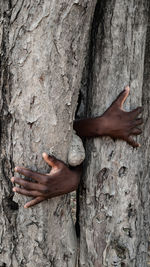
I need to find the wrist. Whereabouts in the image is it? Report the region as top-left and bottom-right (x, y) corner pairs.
(91, 116), (107, 136)
(73, 116), (107, 138)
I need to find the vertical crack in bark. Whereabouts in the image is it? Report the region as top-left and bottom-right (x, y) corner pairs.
(75, 0), (107, 253)
(86, 0), (106, 118)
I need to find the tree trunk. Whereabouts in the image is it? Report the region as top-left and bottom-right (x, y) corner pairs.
(0, 1), (150, 267)
(0, 1), (96, 266)
(79, 1), (150, 267)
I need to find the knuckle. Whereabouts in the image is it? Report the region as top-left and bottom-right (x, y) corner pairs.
(25, 170), (30, 176)
(42, 186), (49, 194)
(43, 176), (49, 185)
(24, 182), (30, 189)
(21, 178), (26, 184)
(51, 157), (56, 162)
(49, 155), (55, 162)
(15, 177), (20, 182)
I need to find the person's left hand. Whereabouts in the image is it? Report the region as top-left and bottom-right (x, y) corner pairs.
(11, 153), (81, 208)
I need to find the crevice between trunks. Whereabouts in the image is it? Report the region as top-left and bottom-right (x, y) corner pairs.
(75, 0), (107, 240)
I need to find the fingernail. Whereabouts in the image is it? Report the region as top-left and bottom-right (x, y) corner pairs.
(15, 167), (19, 172)
(13, 187), (17, 192)
(42, 152), (47, 158)
(24, 205), (28, 209)
(11, 177), (15, 183)
(125, 86), (130, 91)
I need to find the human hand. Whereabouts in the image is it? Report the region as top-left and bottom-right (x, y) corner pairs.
(11, 153), (81, 208)
(100, 86), (143, 147)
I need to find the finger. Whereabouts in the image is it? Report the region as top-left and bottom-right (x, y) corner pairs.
(11, 177), (47, 193)
(130, 128), (142, 136)
(127, 137), (140, 148)
(24, 197), (45, 208)
(133, 118), (143, 127)
(114, 86), (130, 108)
(42, 152), (63, 170)
(13, 187), (43, 197)
(14, 166), (48, 184)
(129, 107), (143, 119)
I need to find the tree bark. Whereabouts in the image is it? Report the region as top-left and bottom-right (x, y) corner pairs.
(79, 1), (150, 267)
(0, 1), (96, 266)
(0, 1), (150, 267)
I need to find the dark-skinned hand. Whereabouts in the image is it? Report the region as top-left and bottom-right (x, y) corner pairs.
(11, 153), (81, 208)
(101, 86), (143, 147)
(74, 86), (143, 147)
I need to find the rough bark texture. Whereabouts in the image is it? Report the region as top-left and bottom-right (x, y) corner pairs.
(0, 1), (96, 266)
(0, 1), (150, 267)
(79, 1), (150, 267)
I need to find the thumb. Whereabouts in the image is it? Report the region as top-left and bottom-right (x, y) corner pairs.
(115, 86), (130, 108)
(42, 152), (61, 169)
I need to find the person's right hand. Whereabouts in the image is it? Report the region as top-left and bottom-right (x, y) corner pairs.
(11, 153), (81, 208)
(74, 86), (143, 148)
(100, 86), (143, 147)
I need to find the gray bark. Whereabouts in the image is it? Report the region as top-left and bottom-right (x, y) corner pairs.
(0, 0), (150, 267)
(79, 1), (150, 267)
(0, 1), (96, 266)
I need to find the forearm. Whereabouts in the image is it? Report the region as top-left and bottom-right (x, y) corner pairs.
(73, 116), (105, 138)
